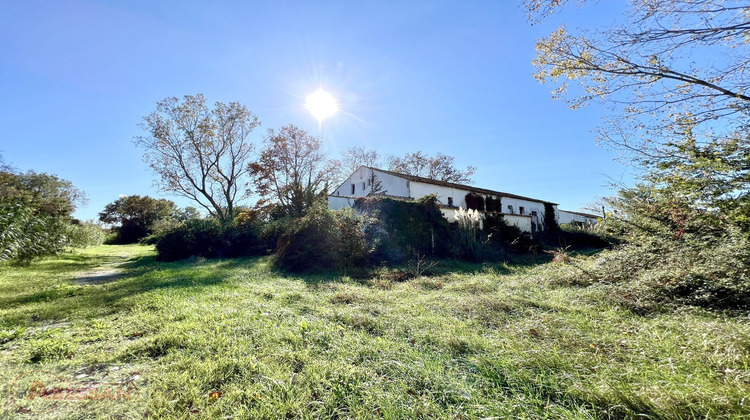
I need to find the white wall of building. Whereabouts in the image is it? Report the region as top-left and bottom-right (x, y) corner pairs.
(332, 167), (409, 198)
(328, 195), (358, 211)
(410, 181), (470, 207)
(500, 197), (554, 232)
(328, 167), (560, 233)
(558, 210), (598, 225)
(500, 196), (547, 218)
(503, 214), (533, 232)
(441, 208), (532, 232)
(373, 169), (410, 197)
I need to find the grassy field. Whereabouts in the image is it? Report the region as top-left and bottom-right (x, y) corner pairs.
(1, 245), (748, 419)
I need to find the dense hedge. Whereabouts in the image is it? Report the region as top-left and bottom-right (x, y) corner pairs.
(1, 200), (68, 265)
(274, 206), (369, 272)
(0, 202), (105, 265)
(483, 212), (522, 242)
(554, 223), (613, 249)
(354, 195), (452, 262)
(66, 222), (106, 248)
(154, 219), (263, 261)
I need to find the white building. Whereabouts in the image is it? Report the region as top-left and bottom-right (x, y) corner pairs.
(328, 166), (595, 233)
(558, 209), (600, 226)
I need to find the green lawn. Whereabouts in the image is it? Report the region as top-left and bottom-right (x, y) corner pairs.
(1, 245), (748, 419)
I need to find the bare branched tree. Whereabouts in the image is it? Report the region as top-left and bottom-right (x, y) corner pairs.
(527, 0), (750, 158)
(341, 146), (381, 175)
(387, 151), (476, 184)
(328, 146), (382, 187)
(134, 94), (260, 223)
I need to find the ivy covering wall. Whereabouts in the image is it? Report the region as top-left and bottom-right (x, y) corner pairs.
(465, 193), (485, 211)
(354, 194), (452, 261)
(544, 202), (559, 233)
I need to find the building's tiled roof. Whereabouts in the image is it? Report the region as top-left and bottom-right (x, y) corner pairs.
(366, 166), (558, 205)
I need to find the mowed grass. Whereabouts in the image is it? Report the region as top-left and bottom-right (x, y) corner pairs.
(1, 245), (748, 419)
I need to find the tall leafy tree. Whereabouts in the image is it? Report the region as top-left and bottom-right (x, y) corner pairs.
(134, 94), (260, 224)
(0, 170), (86, 218)
(249, 124), (337, 218)
(629, 134), (750, 235)
(527, 0), (750, 157)
(99, 195), (176, 243)
(527, 1), (750, 308)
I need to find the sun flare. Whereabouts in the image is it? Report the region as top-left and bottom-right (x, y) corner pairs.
(305, 89), (339, 122)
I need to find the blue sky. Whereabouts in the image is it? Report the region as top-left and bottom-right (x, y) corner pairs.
(0, 0), (631, 221)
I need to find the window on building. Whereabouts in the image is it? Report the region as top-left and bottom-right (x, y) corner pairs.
(519, 206), (525, 215)
(367, 178), (371, 186)
(351, 184), (355, 195)
(448, 197), (454, 207)
(507, 205), (514, 214)
(362, 182), (366, 190)
(531, 210), (538, 217)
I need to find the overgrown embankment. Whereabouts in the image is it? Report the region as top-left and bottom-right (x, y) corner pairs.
(1, 244), (748, 419)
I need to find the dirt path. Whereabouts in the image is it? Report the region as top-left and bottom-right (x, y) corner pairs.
(74, 252), (132, 285)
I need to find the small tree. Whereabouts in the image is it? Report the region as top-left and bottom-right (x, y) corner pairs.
(250, 124), (337, 218)
(135, 94), (260, 224)
(99, 195), (176, 243)
(368, 172), (384, 196)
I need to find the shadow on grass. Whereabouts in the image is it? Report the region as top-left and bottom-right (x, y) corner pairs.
(3, 244), (608, 325)
(21, 254), (120, 274)
(274, 252), (565, 289)
(1, 253), (268, 325)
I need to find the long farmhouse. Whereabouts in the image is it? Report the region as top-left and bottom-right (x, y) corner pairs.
(328, 166), (598, 233)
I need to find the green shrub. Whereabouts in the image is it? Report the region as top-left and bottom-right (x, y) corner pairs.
(588, 228), (750, 311)
(154, 219), (263, 261)
(480, 212), (544, 255)
(543, 202), (559, 233)
(550, 200), (750, 311)
(484, 195), (502, 212)
(334, 208), (371, 270)
(0, 200), (68, 265)
(275, 207), (338, 271)
(583, 167), (750, 310)
(65, 222), (105, 248)
(483, 212), (522, 243)
(355, 195), (452, 262)
(552, 223), (619, 249)
(141, 217), (182, 244)
(107, 221), (151, 244)
(260, 217), (293, 253)
(274, 205), (370, 272)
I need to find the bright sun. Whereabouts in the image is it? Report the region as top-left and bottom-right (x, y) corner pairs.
(305, 89), (339, 122)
